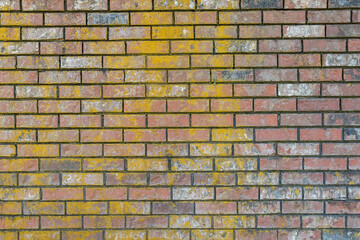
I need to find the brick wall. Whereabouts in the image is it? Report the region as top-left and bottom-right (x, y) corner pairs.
(0, 0), (359, 239)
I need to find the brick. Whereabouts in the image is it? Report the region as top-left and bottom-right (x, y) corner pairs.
(235, 84), (276, 96)
(1, 13), (43, 26)
(110, 202), (150, 214)
(279, 54), (321, 67)
(65, 27), (107, 40)
(0, 188), (39, 200)
(104, 114), (145, 128)
(104, 144), (145, 156)
(190, 143), (232, 156)
(155, 0), (195, 9)
(325, 113), (360, 126)
(67, 0), (107, 10)
(41, 216), (81, 229)
(103, 85), (144, 98)
(172, 40), (213, 53)
(236, 114), (277, 127)
(236, 230), (277, 240)
(42, 187), (83, 200)
(0, 28), (19, 40)
(216, 187), (258, 200)
(0, 202), (21, 215)
(329, 0), (360, 8)
(61, 144), (102, 157)
(255, 69), (297, 82)
(18, 144), (59, 157)
(279, 83), (320, 96)
(215, 40), (256, 53)
(255, 99), (296, 112)
(129, 188), (170, 200)
(0, 216), (38, 229)
(238, 172), (279, 185)
(0, 159), (38, 172)
(196, 26), (237, 39)
(175, 12), (216, 24)
(125, 70), (166, 83)
(67, 202), (107, 215)
(0, 0), (20, 10)
(22, 0), (64, 10)
(192, 55), (233, 68)
(349, 39), (360, 52)
(106, 230), (146, 240)
(84, 216), (124, 229)
(84, 41), (125, 54)
(212, 69), (253, 82)
(23, 28), (63, 40)
(110, 0), (152, 10)
(60, 115), (101, 128)
(240, 25), (281, 38)
(82, 100), (123, 113)
(61, 56), (102, 69)
(300, 68), (342, 82)
(62, 231), (103, 240)
(131, 12), (172, 25)
(285, 0), (326, 8)
(192, 114), (233, 127)
(219, 11), (261, 24)
(127, 41), (169, 54)
(234, 143), (276, 156)
(264, 11), (305, 23)
(150, 173), (191, 186)
(259, 40), (301, 52)
(19, 173), (60, 186)
(213, 216), (255, 228)
(260, 187), (302, 199)
(0, 173), (16, 186)
(298, 99), (339, 111)
(304, 158), (347, 170)
(41, 158), (81, 171)
(171, 158), (213, 171)
(256, 128), (297, 141)
(17, 115), (58, 128)
(300, 128), (342, 141)
(238, 201), (280, 214)
(303, 39), (346, 52)
(24, 202), (64, 215)
(278, 143), (319, 156)
(110, 27), (150, 40)
(170, 215), (211, 228)
(83, 158), (124, 171)
(216, 158), (257, 171)
(308, 10), (350, 23)
(83, 70), (124, 84)
(278, 230), (321, 240)
(258, 216), (300, 228)
(191, 230), (232, 240)
(327, 25), (360, 37)
(45, 13), (85, 25)
(86, 187), (127, 200)
(235, 54), (277, 67)
(81, 129), (122, 142)
(284, 25), (325, 38)
(63, 173), (103, 185)
(104, 56), (145, 69)
(304, 187), (346, 200)
(0, 42), (39, 55)
(18, 56), (59, 69)
(88, 13), (128, 25)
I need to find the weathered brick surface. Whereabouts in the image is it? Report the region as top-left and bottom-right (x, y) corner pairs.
(0, 0), (358, 238)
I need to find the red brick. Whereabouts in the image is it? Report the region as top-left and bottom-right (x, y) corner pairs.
(236, 114), (277, 127)
(300, 128), (342, 141)
(263, 11), (305, 23)
(260, 157), (302, 170)
(258, 216), (300, 228)
(192, 114), (233, 127)
(279, 54), (321, 67)
(22, 0), (64, 10)
(305, 158), (347, 170)
(278, 143), (320, 156)
(298, 99), (339, 111)
(300, 68), (343, 82)
(255, 99), (296, 112)
(256, 128), (297, 141)
(308, 10), (350, 23)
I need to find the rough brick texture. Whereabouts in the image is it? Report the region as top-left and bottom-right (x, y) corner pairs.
(0, 0), (359, 239)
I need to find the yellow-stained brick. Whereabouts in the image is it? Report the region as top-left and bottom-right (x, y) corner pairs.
(80, 129), (123, 142)
(149, 230), (190, 240)
(16, 86), (57, 98)
(38, 130), (79, 143)
(212, 128), (253, 141)
(131, 12), (172, 25)
(67, 202), (107, 215)
(171, 40), (213, 53)
(18, 144), (59, 157)
(0, 130), (36, 142)
(154, 0), (195, 9)
(41, 216), (82, 229)
(23, 202), (64, 215)
(153, 26), (194, 39)
(147, 56), (189, 69)
(127, 158), (168, 171)
(19, 173), (60, 186)
(109, 201), (151, 214)
(127, 41), (169, 54)
(0, 202), (22, 215)
(191, 230), (233, 240)
(1, 13), (43, 26)
(0, 232), (17, 240)
(125, 70), (166, 83)
(62, 231), (103, 240)
(171, 158), (213, 171)
(215, 158), (257, 171)
(175, 11), (217, 25)
(19, 231), (60, 240)
(195, 26), (237, 39)
(190, 143), (232, 156)
(83, 216), (125, 228)
(0, 216), (38, 229)
(197, 0), (238, 9)
(0, 28), (20, 40)
(195, 173), (235, 185)
(0, 159), (38, 172)
(106, 230), (146, 240)
(0, 188), (40, 200)
(65, 27), (107, 40)
(62, 173), (103, 186)
(215, 40), (257, 53)
(0, 173), (17, 186)
(147, 84), (188, 98)
(83, 158), (124, 171)
(84, 41), (125, 54)
(17, 56), (59, 69)
(191, 55), (233, 68)
(104, 56), (145, 69)
(59, 85), (101, 99)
